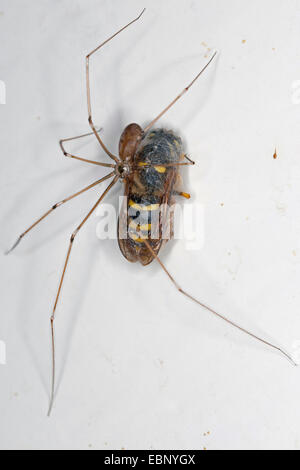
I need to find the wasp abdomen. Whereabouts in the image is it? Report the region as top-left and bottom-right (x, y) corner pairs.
(118, 128), (184, 265)
(127, 194), (161, 242)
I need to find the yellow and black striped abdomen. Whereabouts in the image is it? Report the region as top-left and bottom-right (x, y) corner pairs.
(127, 194), (161, 244)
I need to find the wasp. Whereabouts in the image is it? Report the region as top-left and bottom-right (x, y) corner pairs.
(5, 9), (296, 416)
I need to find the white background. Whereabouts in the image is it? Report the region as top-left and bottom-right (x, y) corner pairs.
(0, 0), (300, 450)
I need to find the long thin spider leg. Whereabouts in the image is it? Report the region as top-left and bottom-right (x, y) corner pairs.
(133, 153), (196, 171)
(143, 240), (297, 366)
(60, 129), (115, 168)
(86, 9), (146, 163)
(47, 175), (119, 416)
(5, 172), (115, 255)
(144, 51), (218, 133)
(61, 129), (99, 143)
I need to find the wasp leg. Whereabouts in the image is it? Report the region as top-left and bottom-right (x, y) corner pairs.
(59, 129), (114, 168)
(48, 175), (119, 416)
(86, 9), (146, 163)
(183, 154), (195, 165)
(5, 172), (115, 255)
(143, 240), (297, 367)
(176, 192), (191, 199)
(173, 173), (191, 199)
